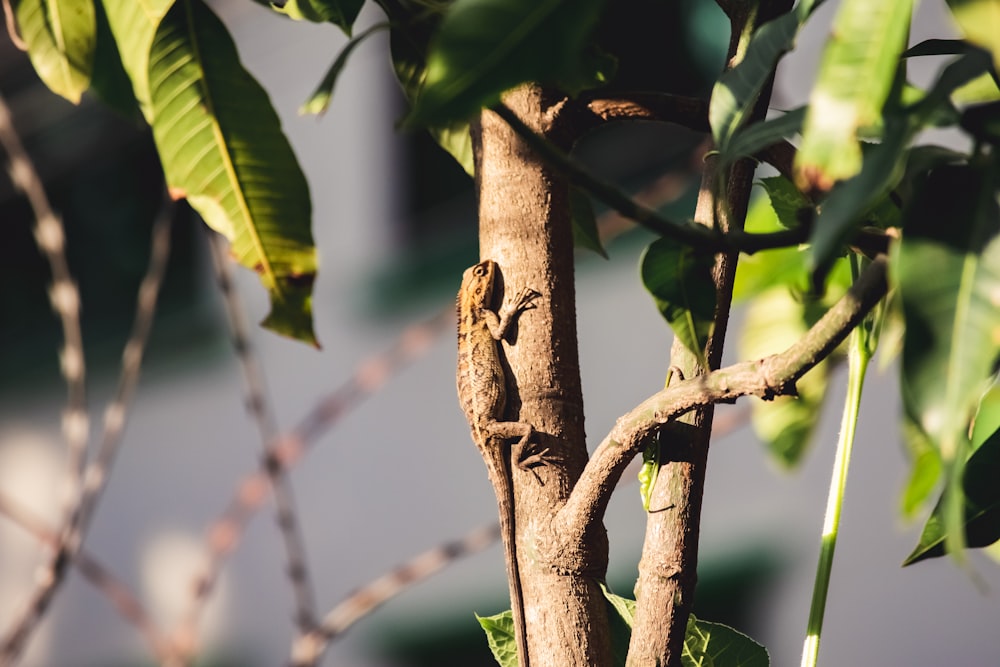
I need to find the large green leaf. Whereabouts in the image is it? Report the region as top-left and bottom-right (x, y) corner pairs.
(795, 0), (913, 192)
(896, 162), (1000, 460)
(269, 0), (364, 34)
(640, 237), (717, 370)
(896, 161), (1000, 556)
(806, 48), (992, 274)
(101, 0), (174, 119)
(16, 0), (97, 103)
(406, 0), (606, 126)
(709, 0), (825, 152)
(149, 0), (317, 344)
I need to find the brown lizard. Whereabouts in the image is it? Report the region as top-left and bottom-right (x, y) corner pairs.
(457, 259), (543, 667)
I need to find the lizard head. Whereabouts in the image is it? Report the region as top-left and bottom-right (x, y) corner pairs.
(460, 259), (497, 307)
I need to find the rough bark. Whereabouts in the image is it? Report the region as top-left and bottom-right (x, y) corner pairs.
(626, 3), (793, 663)
(473, 85), (612, 667)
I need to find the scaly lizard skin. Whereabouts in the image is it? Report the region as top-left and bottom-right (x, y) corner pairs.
(457, 259), (543, 667)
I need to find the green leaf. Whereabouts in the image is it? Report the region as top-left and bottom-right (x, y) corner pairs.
(595, 585), (768, 667)
(904, 419), (1000, 565)
(795, 0), (914, 192)
(758, 175), (811, 230)
(732, 195), (809, 302)
(599, 582), (636, 666)
(682, 615), (770, 667)
(88, 0), (139, 118)
(641, 237), (717, 370)
(300, 22), (389, 116)
(476, 610), (518, 667)
(16, 0), (97, 103)
(896, 162), (1000, 460)
(899, 415), (943, 519)
(270, 0), (364, 34)
(570, 187), (607, 258)
(709, 0), (825, 151)
(149, 0), (318, 344)
(101, 0), (174, 119)
(896, 161), (1000, 557)
(807, 120), (908, 274)
(723, 106), (805, 166)
(740, 288), (832, 467)
(946, 0), (1000, 72)
(389, 21), (475, 175)
(406, 0), (605, 126)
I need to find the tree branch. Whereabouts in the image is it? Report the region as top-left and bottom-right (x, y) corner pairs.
(0, 491), (176, 664)
(556, 255), (889, 540)
(493, 103), (891, 258)
(204, 231), (318, 638)
(288, 523), (500, 666)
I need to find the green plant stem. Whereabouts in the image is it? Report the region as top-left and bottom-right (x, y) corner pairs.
(800, 308), (871, 667)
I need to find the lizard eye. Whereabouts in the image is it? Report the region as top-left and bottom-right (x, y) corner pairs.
(474, 265), (488, 276)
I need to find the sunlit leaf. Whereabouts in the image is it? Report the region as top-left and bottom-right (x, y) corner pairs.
(795, 0), (914, 192)
(101, 0), (173, 119)
(149, 0), (318, 344)
(710, 0), (825, 151)
(476, 611), (517, 667)
(641, 237), (716, 370)
(681, 614), (770, 667)
(758, 175), (811, 230)
(301, 23), (389, 116)
(406, 0), (606, 125)
(16, 0), (96, 103)
(740, 288), (832, 467)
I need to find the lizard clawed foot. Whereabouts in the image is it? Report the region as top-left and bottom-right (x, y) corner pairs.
(514, 444), (554, 484)
(512, 287), (542, 312)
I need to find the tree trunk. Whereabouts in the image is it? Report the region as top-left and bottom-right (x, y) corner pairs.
(473, 85), (612, 667)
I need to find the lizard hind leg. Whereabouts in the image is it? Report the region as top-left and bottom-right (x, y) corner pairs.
(487, 421), (552, 475)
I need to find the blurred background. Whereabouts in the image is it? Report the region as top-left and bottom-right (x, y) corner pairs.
(1, 0), (999, 665)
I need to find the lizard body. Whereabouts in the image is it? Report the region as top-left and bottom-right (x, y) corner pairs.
(457, 259), (541, 667)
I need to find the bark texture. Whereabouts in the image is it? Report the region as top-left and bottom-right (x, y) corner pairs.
(473, 85), (612, 667)
(626, 3), (792, 663)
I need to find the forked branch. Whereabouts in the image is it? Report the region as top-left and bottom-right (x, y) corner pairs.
(557, 255), (889, 536)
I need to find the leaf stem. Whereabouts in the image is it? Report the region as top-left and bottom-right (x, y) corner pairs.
(800, 262), (872, 667)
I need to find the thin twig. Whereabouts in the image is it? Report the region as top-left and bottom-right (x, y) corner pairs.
(179, 306), (454, 652)
(0, 92), (90, 665)
(0, 196), (172, 664)
(1, 0), (26, 50)
(289, 523), (501, 667)
(0, 491), (177, 664)
(195, 232), (318, 639)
